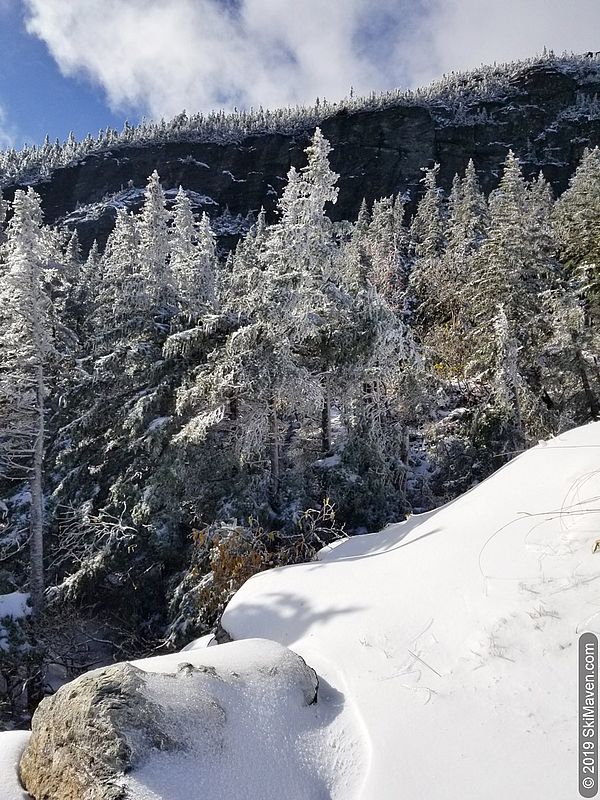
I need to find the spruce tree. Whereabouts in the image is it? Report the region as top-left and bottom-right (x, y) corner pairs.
(139, 170), (174, 323)
(0, 189), (58, 617)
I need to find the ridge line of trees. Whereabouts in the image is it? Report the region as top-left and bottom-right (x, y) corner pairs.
(2, 50), (600, 188)
(1, 129), (599, 725)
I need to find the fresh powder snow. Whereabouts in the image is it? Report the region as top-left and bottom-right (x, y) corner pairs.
(126, 639), (366, 800)
(0, 594), (30, 653)
(0, 732), (31, 800)
(223, 422), (600, 799)
(1, 423), (599, 798)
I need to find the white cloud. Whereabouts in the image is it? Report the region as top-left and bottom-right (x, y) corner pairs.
(407, 0), (600, 87)
(22, 0), (600, 121)
(22, 0), (403, 118)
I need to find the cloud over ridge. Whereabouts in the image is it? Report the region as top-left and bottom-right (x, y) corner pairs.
(23, 0), (600, 121)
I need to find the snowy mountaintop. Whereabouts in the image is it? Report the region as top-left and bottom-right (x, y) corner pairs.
(2, 51), (600, 189)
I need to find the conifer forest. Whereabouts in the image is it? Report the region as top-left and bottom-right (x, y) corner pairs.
(1, 82), (600, 728)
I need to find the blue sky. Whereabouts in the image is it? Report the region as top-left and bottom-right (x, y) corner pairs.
(1, 0), (600, 150)
(0, 2), (125, 146)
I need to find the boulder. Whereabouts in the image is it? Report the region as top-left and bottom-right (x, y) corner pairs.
(19, 661), (222, 800)
(19, 640), (318, 800)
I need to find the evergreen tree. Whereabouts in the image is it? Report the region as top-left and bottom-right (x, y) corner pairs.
(365, 195), (409, 311)
(196, 212), (218, 309)
(410, 163), (444, 260)
(0, 191), (7, 243)
(554, 146), (600, 323)
(469, 152), (553, 441)
(408, 164), (446, 333)
(95, 208), (146, 346)
(138, 170), (174, 323)
(170, 188), (217, 321)
(0, 189), (58, 617)
(64, 229), (81, 283)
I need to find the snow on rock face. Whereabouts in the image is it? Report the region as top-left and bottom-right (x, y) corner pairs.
(223, 422), (600, 800)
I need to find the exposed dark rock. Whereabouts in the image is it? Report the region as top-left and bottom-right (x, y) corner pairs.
(3, 62), (600, 254)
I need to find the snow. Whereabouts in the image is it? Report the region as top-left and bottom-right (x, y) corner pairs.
(61, 187), (218, 227)
(144, 416), (171, 434)
(0, 594), (30, 621)
(222, 170), (246, 183)
(180, 633), (215, 650)
(223, 422), (600, 799)
(66, 187), (146, 223)
(0, 593), (30, 652)
(164, 189), (217, 208)
(177, 156), (210, 168)
(0, 731), (30, 800)
(2, 423), (599, 798)
(126, 639), (366, 800)
(315, 454), (342, 469)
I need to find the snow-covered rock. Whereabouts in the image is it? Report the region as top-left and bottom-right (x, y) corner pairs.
(20, 662), (182, 800)
(18, 640), (323, 800)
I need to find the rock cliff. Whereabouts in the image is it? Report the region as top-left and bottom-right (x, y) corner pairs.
(3, 60), (600, 251)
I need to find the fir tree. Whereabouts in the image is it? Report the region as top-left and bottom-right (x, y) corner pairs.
(138, 170), (174, 323)
(0, 189), (59, 617)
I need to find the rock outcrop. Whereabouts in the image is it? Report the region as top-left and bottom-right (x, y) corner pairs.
(3, 62), (600, 253)
(19, 663), (183, 800)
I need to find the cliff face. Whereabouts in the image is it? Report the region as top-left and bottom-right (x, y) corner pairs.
(4, 62), (600, 250)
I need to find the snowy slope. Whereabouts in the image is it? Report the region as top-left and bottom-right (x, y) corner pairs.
(1, 424), (598, 799)
(223, 422), (600, 799)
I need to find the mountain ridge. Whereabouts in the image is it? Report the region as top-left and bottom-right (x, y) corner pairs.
(2, 54), (600, 251)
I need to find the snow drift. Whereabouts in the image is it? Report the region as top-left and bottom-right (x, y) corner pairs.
(223, 422), (600, 799)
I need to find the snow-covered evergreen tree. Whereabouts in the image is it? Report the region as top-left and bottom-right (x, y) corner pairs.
(170, 188), (217, 320)
(196, 212), (218, 309)
(554, 146), (600, 323)
(364, 195), (409, 311)
(408, 164), (446, 332)
(0, 189), (58, 617)
(138, 170), (174, 323)
(95, 208), (146, 345)
(472, 152), (539, 346)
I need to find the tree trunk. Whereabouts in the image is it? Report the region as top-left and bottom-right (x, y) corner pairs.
(573, 335), (599, 418)
(509, 377), (525, 453)
(321, 375), (331, 454)
(29, 362), (45, 619)
(268, 398), (280, 504)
